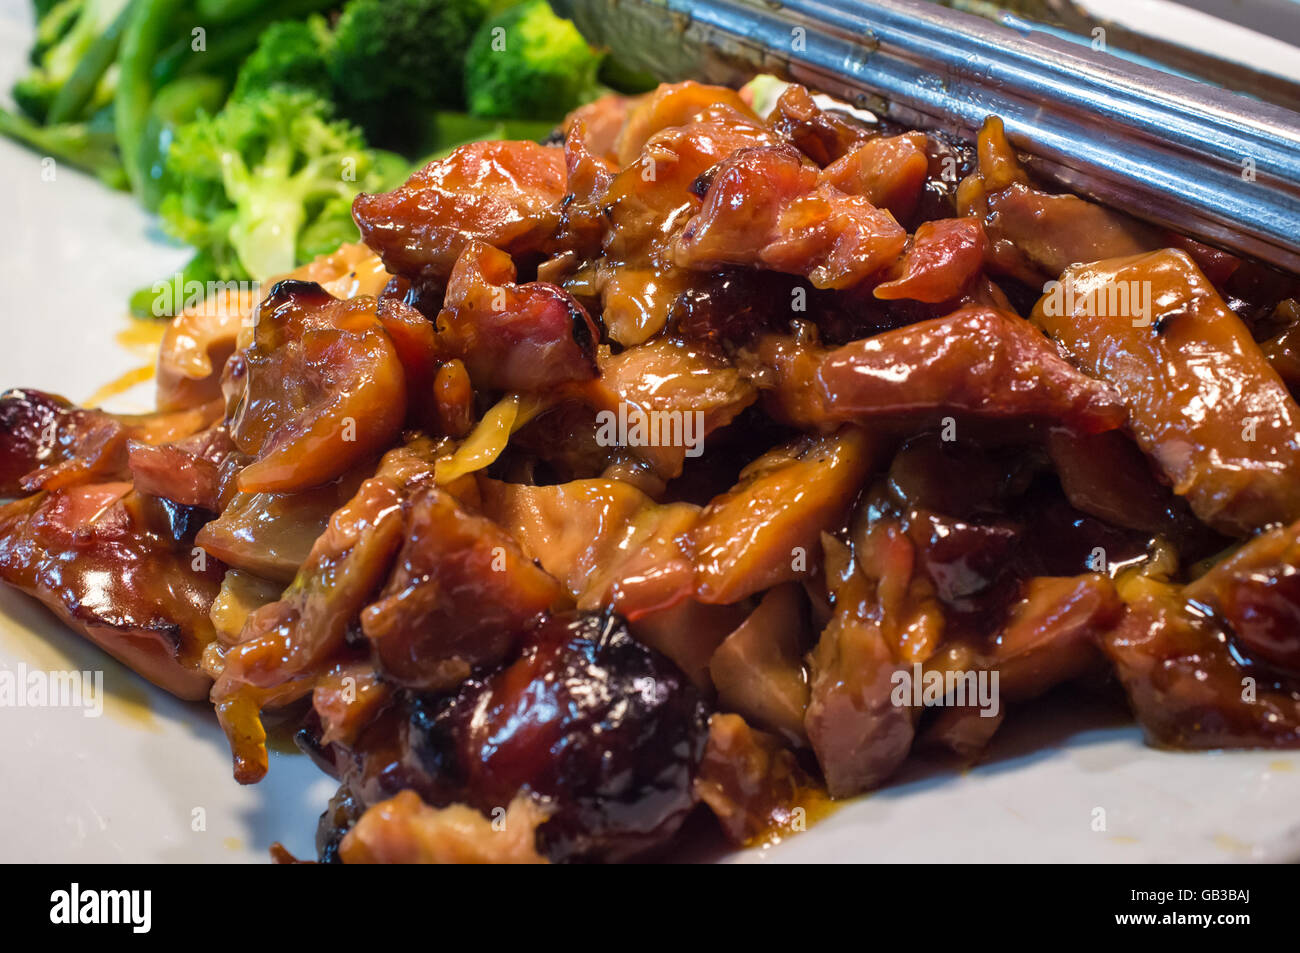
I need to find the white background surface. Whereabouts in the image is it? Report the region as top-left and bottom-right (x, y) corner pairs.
(1, 0), (1299, 863)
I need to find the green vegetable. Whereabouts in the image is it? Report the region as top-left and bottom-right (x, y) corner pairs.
(138, 73), (229, 210)
(157, 0), (341, 85)
(14, 0), (131, 124)
(464, 0), (604, 121)
(330, 0), (492, 149)
(230, 16), (333, 102)
(0, 104), (126, 188)
(115, 0), (186, 197)
(158, 88), (388, 281)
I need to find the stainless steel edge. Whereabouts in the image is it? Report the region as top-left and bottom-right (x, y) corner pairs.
(558, 0), (1300, 273)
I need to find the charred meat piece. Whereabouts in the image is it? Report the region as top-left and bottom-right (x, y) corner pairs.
(673, 144), (908, 290)
(407, 610), (708, 862)
(361, 485), (566, 692)
(156, 242), (389, 413)
(353, 141), (566, 284)
(986, 575), (1122, 702)
(229, 281), (407, 494)
(593, 113), (778, 345)
(0, 389), (131, 495)
(1032, 249), (1300, 536)
(0, 483), (222, 699)
(436, 241), (599, 392)
(0, 389), (215, 496)
(758, 307), (1126, 435)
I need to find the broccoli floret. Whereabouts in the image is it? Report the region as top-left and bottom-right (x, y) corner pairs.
(231, 16), (334, 102)
(159, 88), (388, 280)
(464, 0), (604, 121)
(329, 0), (492, 147)
(13, 0), (130, 123)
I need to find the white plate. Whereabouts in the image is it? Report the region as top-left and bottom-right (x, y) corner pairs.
(2, 0), (1298, 864)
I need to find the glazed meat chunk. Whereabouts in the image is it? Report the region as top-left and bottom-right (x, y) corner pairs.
(1031, 249), (1300, 536)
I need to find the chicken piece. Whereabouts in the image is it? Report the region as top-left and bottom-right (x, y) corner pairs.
(804, 534), (918, 797)
(195, 472), (365, 584)
(561, 92), (629, 164)
(436, 241), (599, 392)
(919, 702), (1005, 760)
(312, 663), (392, 749)
(594, 115), (778, 345)
(479, 475), (731, 684)
(695, 713), (829, 846)
(709, 584), (811, 745)
(1031, 249), (1300, 536)
(957, 117), (1159, 284)
(673, 144), (908, 290)
(353, 141), (567, 284)
(229, 281), (407, 494)
(360, 486), (566, 692)
(0, 483), (222, 699)
(375, 297), (441, 432)
(406, 611), (707, 862)
(612, 80), (759, 166)
(820, 131), (930, 221)
(156, 242), (388, 412)
(1185, 516), (1300, 672)
(873, 217), (987, 304)
(126, 424), (242, 511)
(1045, 429), (1188, 536)
(1101, 580), (1300, 748)
(554, 121), (618, 259)
(695, 428), (876, 605)
(0, 389), (217, 496)
(758, 307), (1126, 435)
(572, 337), (756, 480)
(340, 791), (549, 864)
(212, 441), (439, 783)
(765, 83), (877, 166)
(478, 476), (694, 613)
(987, 575), (1122, 701)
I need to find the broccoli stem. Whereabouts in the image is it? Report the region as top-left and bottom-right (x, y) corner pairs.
(116, 0), (186, 197)
(0, 106), (126, 188)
